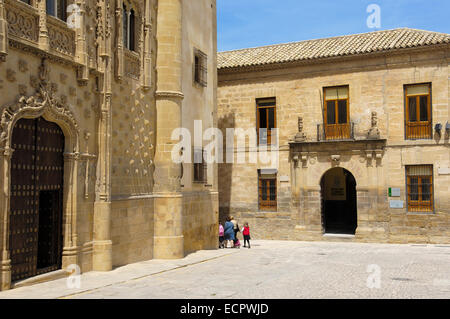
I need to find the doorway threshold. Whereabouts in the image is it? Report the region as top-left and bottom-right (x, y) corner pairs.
(323, 233), (355, 238)
(12, 269), (69, 289)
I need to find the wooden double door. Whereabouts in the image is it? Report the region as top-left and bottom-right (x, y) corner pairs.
(9, 117), (65, 282)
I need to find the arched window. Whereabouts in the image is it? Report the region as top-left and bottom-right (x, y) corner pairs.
(123, 3), (128, 47)
(46, 0), (67, 21)
(122, 2), (136, 52)
(129, 9), (135, 51)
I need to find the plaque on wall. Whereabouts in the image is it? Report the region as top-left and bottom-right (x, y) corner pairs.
(388, 188), (401, 197)
(389, 200), (404, 208)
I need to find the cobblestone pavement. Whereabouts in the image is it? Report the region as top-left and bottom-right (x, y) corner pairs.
(1, 240), (450, 299)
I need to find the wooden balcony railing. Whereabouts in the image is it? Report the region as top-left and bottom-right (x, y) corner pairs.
(405, 122), (432, 140)
(317, 122), (354, 141)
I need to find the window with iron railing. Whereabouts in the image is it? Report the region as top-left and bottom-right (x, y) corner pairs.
(404, 84), (432, 140)
(406, 165), (433, 212)
(258, 170), (277, 211)
(194, 49), (207, 87)
(323, 86), (351, 140)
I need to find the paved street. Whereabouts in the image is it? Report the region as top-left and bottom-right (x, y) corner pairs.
(1, 240), (450, 299)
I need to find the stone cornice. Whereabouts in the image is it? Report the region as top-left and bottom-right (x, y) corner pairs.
(8, 38), (83, 69)
(289, 138), (387, 153)
(155, 90), (184, 100)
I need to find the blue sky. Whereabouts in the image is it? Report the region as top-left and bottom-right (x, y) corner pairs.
(218, 0), (450, 52)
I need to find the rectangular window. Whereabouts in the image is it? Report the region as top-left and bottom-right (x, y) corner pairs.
(405, 84), (432, 139)
(193, 148), (207, 183)
(258, 170), (277, 211)
(256, 98), (276, 145)
(406, 165), (433, 212)
(46, 0), (67, 21)
(323, 86), (350, 140)
(194, 49), (207, 87)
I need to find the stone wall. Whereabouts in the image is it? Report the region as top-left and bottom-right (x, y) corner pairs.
(111, 197), (154, 267)
(218, 47), (450, 244)
(183, 191), (218, 254)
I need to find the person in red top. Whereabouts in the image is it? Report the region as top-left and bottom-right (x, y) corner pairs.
(242, 222), (251, 248)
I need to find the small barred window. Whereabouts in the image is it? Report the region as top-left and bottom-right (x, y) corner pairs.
(406, 165), (433, 212)
(194, 49), (207, 87)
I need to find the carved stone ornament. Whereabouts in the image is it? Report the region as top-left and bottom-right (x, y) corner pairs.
(6, 69), (16, 82)
(0, 58), (79, 148)
(294, 116), (307, 142)
(18, 59), (29, 73)
(367, 111), (380, 139)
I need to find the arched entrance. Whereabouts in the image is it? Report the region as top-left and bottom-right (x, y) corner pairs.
(9, 117), (65, 282)
(320, 168), (357, 235)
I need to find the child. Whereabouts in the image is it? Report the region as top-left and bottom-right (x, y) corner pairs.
(219, 222), (225, 248)
(242, 222), (251, 248)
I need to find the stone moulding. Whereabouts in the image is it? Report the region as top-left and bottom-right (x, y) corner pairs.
(0, 78), (80, 150)
(155, 90), (185, 100)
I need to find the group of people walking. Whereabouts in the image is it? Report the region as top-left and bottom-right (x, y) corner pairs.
(219, 216), (251, 249)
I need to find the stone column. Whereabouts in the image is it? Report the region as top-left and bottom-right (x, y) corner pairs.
(0, 147), (13, 290)
(153, 0), (184, 259)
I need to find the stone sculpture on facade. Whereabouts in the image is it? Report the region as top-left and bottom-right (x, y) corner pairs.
(367, 111), (380, 139)
(294, 116), (307, 142)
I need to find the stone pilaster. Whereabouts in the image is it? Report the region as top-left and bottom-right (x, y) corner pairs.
(0, 147), (13, 290)
(93, 0), (113, 270)
(153, 0), (184, 259)
(61, 152), (80, 269)
(75, 0), (89, 84)
(0, 0), (7, 62)
(142, 0), (152, 90)
(93, 100), (113, 271)
(114, 0), (124, 81)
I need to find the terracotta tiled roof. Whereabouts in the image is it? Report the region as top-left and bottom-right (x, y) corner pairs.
(218, 28), (450, 70)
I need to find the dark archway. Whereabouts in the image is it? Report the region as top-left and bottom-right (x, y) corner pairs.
(320, 168), (357, 235)
(9, 117), (65, 282)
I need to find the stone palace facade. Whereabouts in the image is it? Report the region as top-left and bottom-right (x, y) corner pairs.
(0, 0), (218, 290)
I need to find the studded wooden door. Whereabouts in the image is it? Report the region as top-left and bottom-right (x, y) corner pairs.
(10, 117), (64, 282)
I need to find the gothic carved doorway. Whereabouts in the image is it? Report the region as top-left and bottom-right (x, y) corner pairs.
(9, 117), (64, 282)
(320, 168), (357, 235)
